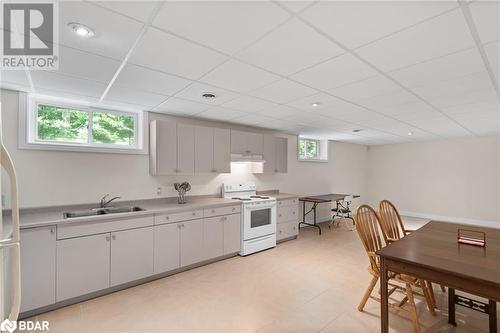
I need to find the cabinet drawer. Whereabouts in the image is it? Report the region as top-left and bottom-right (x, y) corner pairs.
(277, 198), (298, 207)
(155, 209), (203, 225)
(278, 205), (298, 223)
(277, 221), (298, 241)
(57, 216), (154, 240)
(204, 205), (240, 218)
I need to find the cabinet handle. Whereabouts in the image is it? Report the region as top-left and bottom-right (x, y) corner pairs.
(275, 169), (278, 172)
(245, 150), (251, 154)
(181, 223), (185, 228)
(292, 211), (296, 215)
(221, 216), (227, 221)
(279, 214), (282, 217)
(279, 230), (282, 234)
(50, 228), (55, 234)
(166, 216), (169, 220)
(112, 235), (116, 240)
(106, 236), (110, 242)
(211, 209), (215, 213)
(232, 207), (235, 211)
(278, 201), (282, 205)
(177, 224), (181, 229)
(192, 212), (196, 216)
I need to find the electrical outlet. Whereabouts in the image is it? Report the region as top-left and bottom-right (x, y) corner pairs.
(156, 187), (162, 196)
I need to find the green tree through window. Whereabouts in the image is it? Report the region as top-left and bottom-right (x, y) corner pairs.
(298, 138), (320, 159)
(36, 104), (136, 147)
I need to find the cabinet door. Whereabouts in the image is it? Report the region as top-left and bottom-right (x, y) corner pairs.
(230, 130), (247, 154)
(155, 120), (177, 175)
(213, 128), (230, 173)
(262, 135), (276, 174)
(275, 137), (288, 173)
(247, 132), (263, 155)
(180, 219), (204, 267)
(110, 227), (154, 287)
(177, 123), (195, 174)
(56, 234), (110, 301)
(20, 226), (56, 312)
(154, 223), (180, 274)
(223, 214), (241, 255)
(194, 126), (214, 173)
(203, 217), (224, 260)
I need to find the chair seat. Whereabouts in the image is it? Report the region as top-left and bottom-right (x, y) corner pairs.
(332, 208), (351, 214)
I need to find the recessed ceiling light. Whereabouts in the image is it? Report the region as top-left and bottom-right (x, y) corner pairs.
(68, 22), (95, 38)
(352, 129), (362, 133)
(407, 131), (413, 136)
(202, 93), (216, 99)
(311, 102), (320, 107)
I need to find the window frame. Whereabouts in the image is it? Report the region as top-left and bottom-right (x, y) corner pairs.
(297, 137), (328, 162)
(19, 92), (148, 154)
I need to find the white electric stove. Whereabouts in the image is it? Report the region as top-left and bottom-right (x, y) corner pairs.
(222, 183), (277, 256)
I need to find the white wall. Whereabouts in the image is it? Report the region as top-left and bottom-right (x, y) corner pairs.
(366, 136), (500, 223)
(0, 89), (368, 223)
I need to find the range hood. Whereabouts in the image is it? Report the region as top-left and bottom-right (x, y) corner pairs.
(230, 153), (266, 163)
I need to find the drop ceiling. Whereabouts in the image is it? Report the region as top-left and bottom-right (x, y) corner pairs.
(1, 0), (499, 145)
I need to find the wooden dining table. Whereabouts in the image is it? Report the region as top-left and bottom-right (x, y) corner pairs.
(377, 221), (500, 333)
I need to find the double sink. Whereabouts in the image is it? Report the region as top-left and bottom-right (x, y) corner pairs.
(63, 206), (145, 219)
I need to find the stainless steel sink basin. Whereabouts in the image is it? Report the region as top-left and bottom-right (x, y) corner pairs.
(63, 206), (145, 219)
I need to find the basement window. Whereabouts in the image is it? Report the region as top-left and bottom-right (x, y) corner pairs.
(298, 137), (328, 161)
(20, 93), (147, 154)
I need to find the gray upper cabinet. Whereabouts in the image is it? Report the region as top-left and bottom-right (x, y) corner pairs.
(213, 128), (230, 173)
(275, 137), (288, 173)
(262, 135), (288, 173)
(150, 120), (177, 175)
(20, 226), (56, 312)
(194, 126), (214, 173)
(230, 130), (263, 155)
(177, 124), (195, 174)
(230, 130), (247, 154)
(195, 126), (231, 174)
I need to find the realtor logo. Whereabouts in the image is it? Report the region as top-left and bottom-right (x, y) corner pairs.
(0, 319), (17, 333)
(1, 1), (59, 69)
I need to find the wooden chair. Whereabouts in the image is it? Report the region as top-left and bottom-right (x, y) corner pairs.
(378, 200), (444, 301)
(355, 204), (436, 333)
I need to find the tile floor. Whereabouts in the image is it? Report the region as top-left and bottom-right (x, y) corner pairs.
(27, 219), (497, 333)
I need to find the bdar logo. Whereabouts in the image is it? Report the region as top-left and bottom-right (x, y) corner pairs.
(0, 319), (17, 333)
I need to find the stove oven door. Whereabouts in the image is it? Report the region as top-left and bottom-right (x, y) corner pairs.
(243, 202), (276, 240)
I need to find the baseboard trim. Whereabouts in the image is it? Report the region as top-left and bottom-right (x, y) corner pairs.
(400, 211), (499, 229)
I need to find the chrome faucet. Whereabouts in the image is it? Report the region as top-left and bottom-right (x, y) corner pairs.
(100, 194), (121, 208)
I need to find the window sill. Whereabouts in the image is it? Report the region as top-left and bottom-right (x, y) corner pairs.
(297, 158), (328, 163)
(19, 141), (148, 155)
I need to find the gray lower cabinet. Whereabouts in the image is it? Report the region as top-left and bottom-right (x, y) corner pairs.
(203, 216), (224, 260)
(56, 233), (110, 301)
(110, 227), (154, 286)
(20, 226), (56, 312)
(223, 214), (241, 255)
(154, 223), (180, 274)
(180, 219), (204, 266)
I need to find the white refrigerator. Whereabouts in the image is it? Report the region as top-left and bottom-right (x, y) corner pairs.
(0, 109), (21, 325)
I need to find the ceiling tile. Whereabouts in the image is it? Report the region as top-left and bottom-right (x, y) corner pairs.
(356, 89), (421, 110)
(34, 88), (101, 104)
(484, 40), (500, 70)
(200, 60), (281, 93)
(130, 27), (227, 80)
(300, 1), (457, 49)
(221, 96), (278, 113)
(236, 18), (344, 76)
(254, 105), (301, 119)
(278, 1), (314, 13)
(381, 101), (442, 120)
(258, 119), (296, 131)
(153, 97), (210, 116)
(114, 64), (192, 96)
(53, 46), (121, 83)
(251, 79), (317, 104)
(407, 116), (472, 137)
(59, 1), (144, 59)
(442, 99), (500, 116)
(330, 75), (400, 101)
(91, 1), (159, 22)
(31, 71), (106, 98)
(195, 107), (246, 121)
(286, 92), (344, 111)
(411, 70), (494, 101)
(153, 1), (290, 54)
(324, 105), (381, 122)
(231, 114), (275, 126)
(390, 46), (485, 87)
(431, 87), (499, 108)
(290, 53), (378, 90)
(469, 1), (500, 43)
(455, 114), (500, 135)
(356, 9), (475, 71)
(175, 82), (241, 106)
(104, 86), (168, 108)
